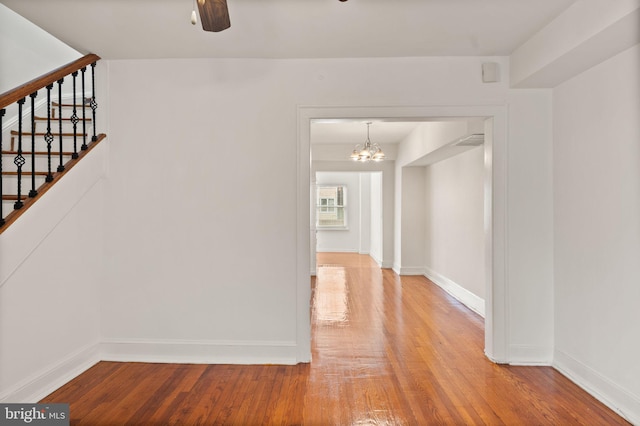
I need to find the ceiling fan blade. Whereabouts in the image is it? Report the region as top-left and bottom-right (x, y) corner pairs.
(197, 0), (231, 32)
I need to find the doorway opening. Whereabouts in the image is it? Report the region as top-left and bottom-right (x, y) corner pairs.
(311, 171), (383, 275)
(296, 105), (507, 364)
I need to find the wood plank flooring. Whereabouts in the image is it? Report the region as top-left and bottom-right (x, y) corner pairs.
(41, 253), (629, 425)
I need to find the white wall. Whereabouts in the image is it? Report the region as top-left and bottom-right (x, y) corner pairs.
(398, 166), (425, 274)
(358, 173), (371, 255)
(0, 4), (81, 94)
(424, 146), (485, 300)
(553, 44), (640, 422)
(103, 56), (531, 365)
(0, 143), (107, 402)
(315, 171), (362, 253)
(369, 172), (383, 265)
(394, 121), (477, 274)
(505, 89), (555, 363)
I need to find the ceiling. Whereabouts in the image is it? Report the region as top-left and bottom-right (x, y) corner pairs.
(1, 0), (576, 60)
(2, 0), (576, 150)
(312, 120), (422, 146)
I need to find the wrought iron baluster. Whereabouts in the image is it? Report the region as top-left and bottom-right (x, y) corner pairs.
(57, 78), (65, 172)
(71, 71), (79, 159)
(90, 62), (98, 142)
(81, 67), (88, 151)
(29, 92), (38, 197)
(45, 84), (54, 182)
(14, 98), (26, 210)
(1, 108), (5, 225)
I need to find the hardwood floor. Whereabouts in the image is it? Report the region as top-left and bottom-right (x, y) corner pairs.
(42, 253), (629, 425)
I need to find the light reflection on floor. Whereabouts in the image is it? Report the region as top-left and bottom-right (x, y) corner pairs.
(314, 265), (349, 323)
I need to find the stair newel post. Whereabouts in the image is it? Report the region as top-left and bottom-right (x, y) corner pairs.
(29, 92), (38, 198)
(13, 98), (26, 210)
(71, 71), (79, 159)
(81, 66), (88, 151)
(45, 84), (54, 182)
(57, 78), (65, 173)
(1, 108), (5, 225)
(90, 62), (98, 142)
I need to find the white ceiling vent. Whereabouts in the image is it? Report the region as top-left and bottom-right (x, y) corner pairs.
(454, 133), (484, 146)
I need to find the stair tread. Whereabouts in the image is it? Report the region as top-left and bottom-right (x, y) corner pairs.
(2, 171), (50, 176)
(52, 102), (92, 108)
(1, 195), (28, 201)
(34, 116), (92, 122)
(10, 130), (87, 137)
(2, 150), (75, 156)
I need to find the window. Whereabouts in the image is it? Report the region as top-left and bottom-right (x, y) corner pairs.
(316, 185), (347, 229)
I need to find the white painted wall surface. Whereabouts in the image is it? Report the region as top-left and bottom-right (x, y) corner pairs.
(0, 143), (107, 402)
(394, 121), (475, 273)
(424, 146), (485, 299)
(505, 89), (555, 363)
(358, 173), (371, 255)
(553, 44), (640, 422)
(0, 4), (81, 93)
(398, 167), (426, 274)
(103, 56), (524, 365)
(315, 171), (362, 253)
(369, 172), (383, 265)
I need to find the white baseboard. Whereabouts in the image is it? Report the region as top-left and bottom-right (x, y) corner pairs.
(101, 338), (300, 365)
(553, 349), (640, 425)
(424, 266), (485, 317)
(398, 266), (426, 275)
(0, 338), (301, 403)
(316, 249), (358, 253)
(0, 343), (100, 403)
(508, 344), (553, 365)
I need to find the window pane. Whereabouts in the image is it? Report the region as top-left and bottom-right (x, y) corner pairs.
(316, 185), (347, 228)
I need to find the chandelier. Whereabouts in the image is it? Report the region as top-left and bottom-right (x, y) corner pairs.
(350, 122), (385, 162)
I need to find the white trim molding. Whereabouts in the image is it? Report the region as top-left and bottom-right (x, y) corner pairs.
(554, 349), (640, 425)
(424, 266), (485, 318)
(0, 343), (100, 403)
(508, 344), (553, 365)
(397, 266), (426, 276)
(298, 104), (508, 364)
(101, 338), (300, 366)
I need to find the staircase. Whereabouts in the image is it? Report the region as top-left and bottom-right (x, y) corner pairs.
(0, 53), (105, 232)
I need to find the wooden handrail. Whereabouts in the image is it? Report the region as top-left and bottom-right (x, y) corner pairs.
(0, 53), (101, 110)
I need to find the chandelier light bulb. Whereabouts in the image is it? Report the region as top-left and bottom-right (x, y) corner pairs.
(191, 9), (197, 25)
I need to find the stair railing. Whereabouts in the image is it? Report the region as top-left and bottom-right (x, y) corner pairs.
(0, 53), (105, 232)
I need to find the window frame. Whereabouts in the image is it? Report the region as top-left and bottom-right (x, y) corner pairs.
(316, 184), (348, 230)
